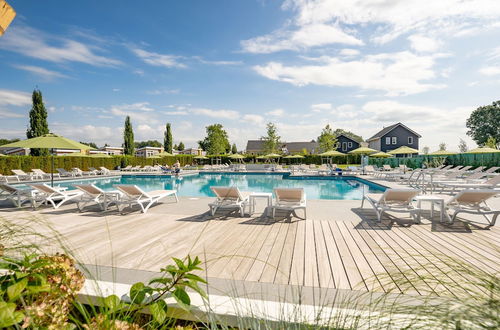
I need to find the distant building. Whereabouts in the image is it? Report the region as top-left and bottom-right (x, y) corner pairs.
(245, 140), (319, 155)
(367, 122), (421, 153)
(177, 148), (205, 156)
(100, 146), (124, 155)
(335, 134), (360, 153)
(135, 146), (163, 158)
(0, 147), (28, 155)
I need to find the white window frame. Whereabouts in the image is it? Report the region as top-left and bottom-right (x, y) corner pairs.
(392, 137), (397, 145)
(342, 142), (348, 151)
(348, 142), (353, 148)
(385, 137), (391, 145)
(408, 136), (413, 144)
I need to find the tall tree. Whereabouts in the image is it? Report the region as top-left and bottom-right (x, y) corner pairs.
(164, 123), (173, 153)
(26, 89), (49, 156)
(80, 142), (98, 149)
(438, 142), (447, 151)
(466, 101), (500, 148)
(177, 141), (185, 151)
(135, 140), (162, 148)
(231, 143), (237, 154)
(458, 139), (468, 153)
(198, 124), (230, 155)
(261, 122), (281, 154)
(318, 124), (338, 152)
(422, 146), (429, 154)
(123, 116), (135, 156)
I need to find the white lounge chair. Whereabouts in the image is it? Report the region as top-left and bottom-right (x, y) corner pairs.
(209, 186), (251, 217)
(73, 184), (121, 211)
(11, 169), (36, 180)
(32, 169), (61, 180)
(272, 188), (307, 220)
(361, 188), (421, 223)
(99, 166), (112, 175)
(437, 175), (500, 193)
(0, 174), (20, 183)
(29, 184), (83, 209)
(57, 168), (76, 177)
(443, 189), (499, 226)
(0, 184), (34, 207)
(114, 185), (178, 213)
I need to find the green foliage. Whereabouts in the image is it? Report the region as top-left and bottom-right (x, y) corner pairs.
(164, 123), (173, 153)
(458, 138), (468, 152)
(123, 116), (135, 156)
(318, 124), (338, 152)
(0, 138), (19, 146)
(438, 142), (446, 151)
(26, 89), (50, 156)
(262, 122), (281, 154)
(466, 100), (500, 148)
(177, 141), (185, 151)
(370, 153), (500, 169)
(198, 124), (230, 155)
(333, 128), (363, 142)
(135, 140), (162, 148)
(0, 155), (194, 175)
(485, 136), (497, 149)
(80, 141), (98, 149)
(231, 143), (237, 154)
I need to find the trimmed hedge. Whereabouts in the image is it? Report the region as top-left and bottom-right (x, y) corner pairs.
(369, 153), (500, 169)
(204, 154), (361, 165)
(0, 155), (194, 175)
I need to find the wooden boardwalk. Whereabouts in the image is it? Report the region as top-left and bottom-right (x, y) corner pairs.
(1, 196), (498, 297)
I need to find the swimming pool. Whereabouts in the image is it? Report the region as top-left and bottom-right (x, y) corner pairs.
(45, 173), (385, 200)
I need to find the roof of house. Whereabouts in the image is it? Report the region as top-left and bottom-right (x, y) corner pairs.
(367, 122), (422, 141)
(246, 140), (264, 150)
(336, 134), (360, 143)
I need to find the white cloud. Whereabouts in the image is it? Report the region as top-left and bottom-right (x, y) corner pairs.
(311, 103), (332, 112)
(0, 89), (31, 107)
(266, 108), (285, 117)
(14, 65), (68, 80)
(242, 114), (264, 125)
(479, 66), (500, 75)
(132, 48), (186, 68)
(408, 34), (441, 52)
(163, 111), (188, 115)
(254, 51), (446, 96)
(241, 23), (363, 53)
(0, 25), (121, 66)
(112, 88), (120, 92)
(339, 48), (360, 57)
(0, 109), (24, 118)
(192, 56), (243, 66)
(50, 123), (119, 146)
(191, 108), (239, 120)
(109, 102), (158, 124)
(110, 102), (154, 113)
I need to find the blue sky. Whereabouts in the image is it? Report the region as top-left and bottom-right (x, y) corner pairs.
(1, 0), (500, 151)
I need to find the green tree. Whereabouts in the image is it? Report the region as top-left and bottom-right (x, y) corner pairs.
(0, 138), (20, 146)
(135, 140), (162, 148)
(318, 124), (338, 152)
(485, 136), (498, 149)
(333, 128), (363, 142)
(123, 116), (135, 156)
(439, 142), (447, 151)
(458, 139), (468, 153)
(261, 122), (281, 154)
(80, 141), (98, 149)
(231, 143), (237, 154)
(198, 124), (230, 155)
(173, 143), (178, 150)
(164, 123), (173, 153)
(26, 89), (49, 156)
(466, 101), (500, 148)
(422, 146), (429, 154)
(177, 141), (185, 151)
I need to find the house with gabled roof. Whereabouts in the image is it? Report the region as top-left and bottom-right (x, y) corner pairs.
(245, 140), (319, 155)
(367, 122), (421, 153)
(335, 134), (360, 153)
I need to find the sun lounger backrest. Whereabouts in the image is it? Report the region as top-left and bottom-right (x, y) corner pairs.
(275, 188), (303, 202)
(383, 165), (392, 170)
(116, 185), (146, 197)
(211, 186), (241, 200)
(30, 184), (57, 194)
(486, 175), (500, 185)
(74, 184), (103, 196)
(12, 169), (27, 175)
(382, 189), (419, 203)
(485, 167), (499, 174)
(454, 190), (498, 205)
(0, 184), (17, 193)
(365, 165), (375, 172)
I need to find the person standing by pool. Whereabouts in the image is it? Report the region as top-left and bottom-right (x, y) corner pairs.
(173, 160), (181, 174)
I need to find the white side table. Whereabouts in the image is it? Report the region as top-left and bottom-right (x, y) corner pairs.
(103, 191), (122, 211)
(415, 195), (446, 223)
(249, 192), (273, 217)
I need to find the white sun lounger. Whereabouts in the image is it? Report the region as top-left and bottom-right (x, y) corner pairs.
(114, 185), (178, 213)
(29, 184), (83, 209)
(361, 188), (421, 223)
(443, 189), (499, 226)
(57, 168), (76, 177)
(32, 169), (61, 180)
(272, 188), (307, 220)
(11, 169), (36, 180)
(0, 183), (34, 207)
(209, 186), (251, 217)
(73, 184), (122, 211)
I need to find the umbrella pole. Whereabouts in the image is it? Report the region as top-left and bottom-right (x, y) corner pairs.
(51, 148), (54, 187)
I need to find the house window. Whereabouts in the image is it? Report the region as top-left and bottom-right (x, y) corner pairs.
(392, 137), (397, 144)
(348, 142), (352, 148)
(342, 142), (347, 151)
(385, 137), (391, 145)
(408, 136), (413, 144)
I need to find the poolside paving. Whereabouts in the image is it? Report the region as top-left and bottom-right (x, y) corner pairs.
(0, 176), (498, 301)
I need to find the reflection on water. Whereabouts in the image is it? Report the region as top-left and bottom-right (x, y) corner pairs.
(51, 174), (385, 200)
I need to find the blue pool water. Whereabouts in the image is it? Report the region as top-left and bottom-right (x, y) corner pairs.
(43, 173), (385, 200)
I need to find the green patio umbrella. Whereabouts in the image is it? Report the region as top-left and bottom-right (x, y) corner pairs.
(319, 150), (346, 157)
(349, 147), (377, 175)
(387, 146), (419, 155)
(428, 150), (457, 156)
(64, 152), (89, 157)
(229, 154), (246, 163)
(157, 151), (174, 157)
(1, 133), (94, 186)
(370, 151), (392, 158)
(89, 153), (112, 158)
(264, 153), (281, 158)
(194, 155), (209, 159)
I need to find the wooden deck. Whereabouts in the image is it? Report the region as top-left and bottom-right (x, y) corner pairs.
(1, 192), (498, 298)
